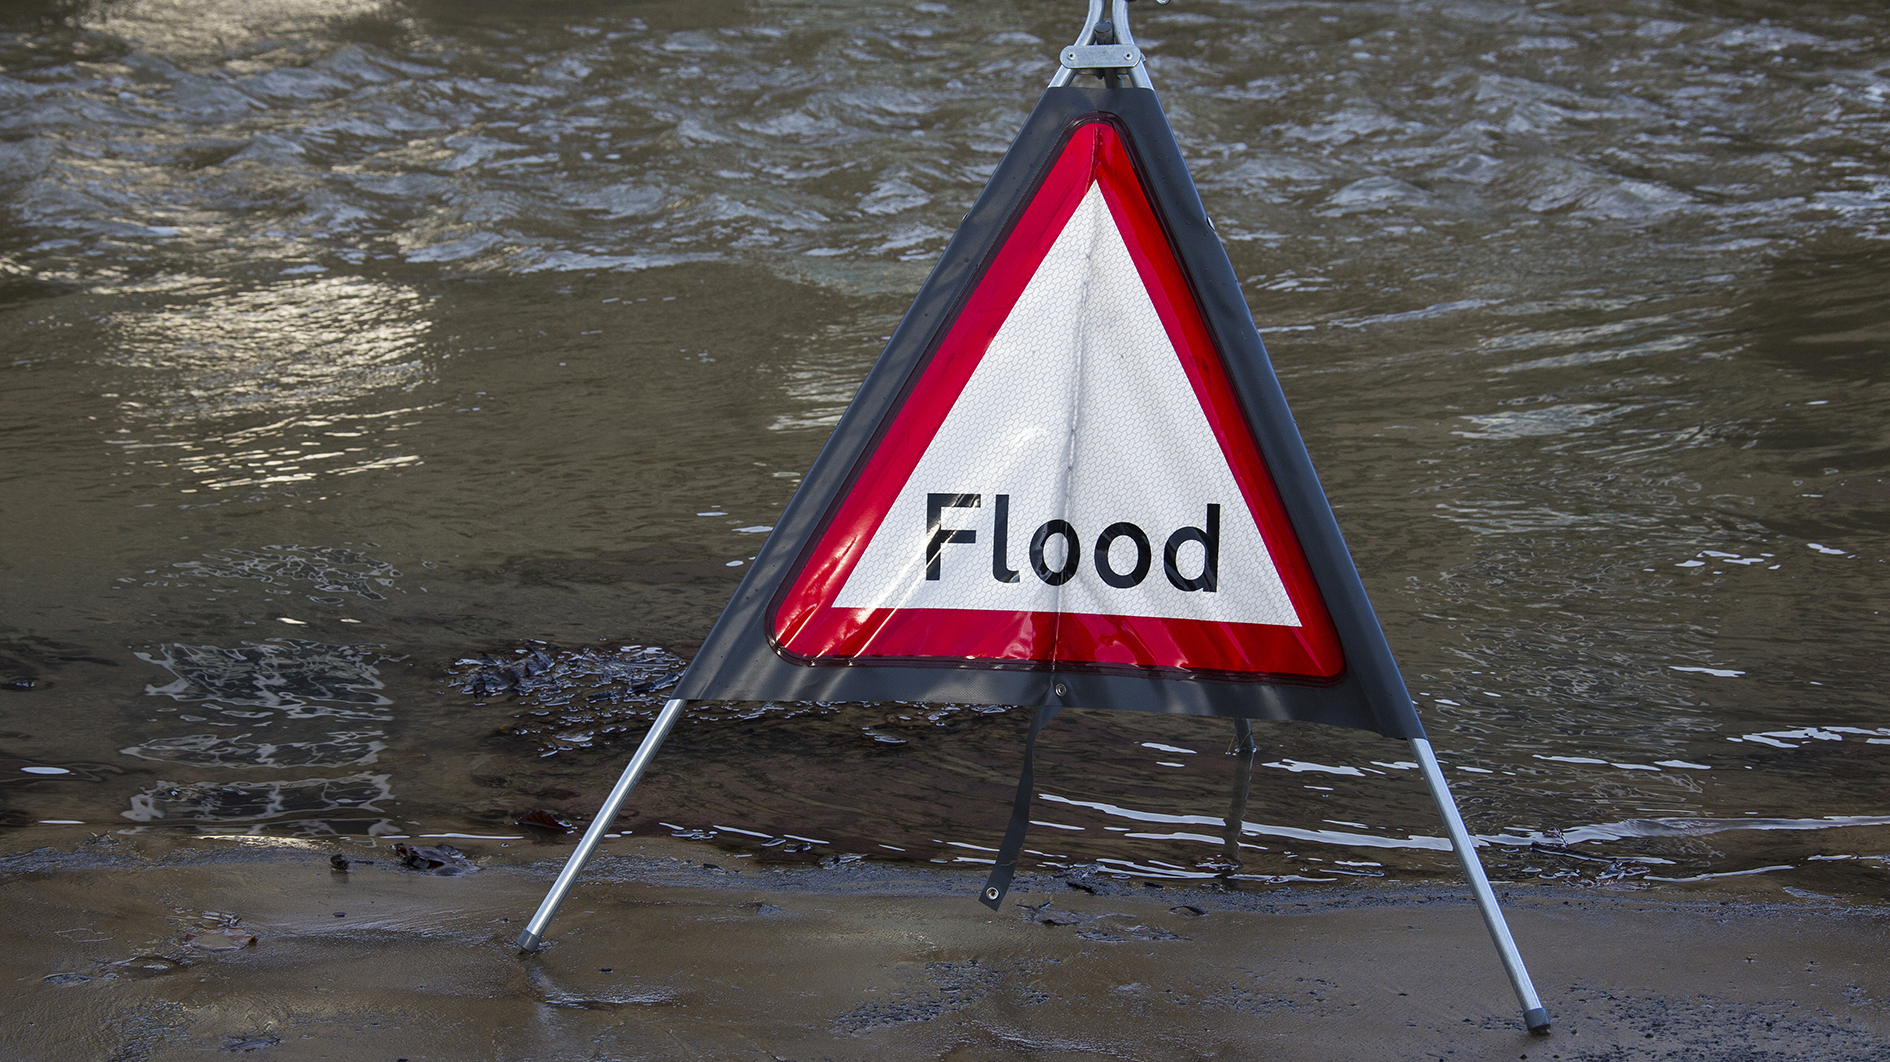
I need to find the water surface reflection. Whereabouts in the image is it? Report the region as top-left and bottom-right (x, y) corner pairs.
(0, 0), (1885, 900)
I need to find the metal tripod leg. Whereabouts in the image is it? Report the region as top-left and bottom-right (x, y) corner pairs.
(515, 697), (689, 952)
(1411, 736), (1552, 1034)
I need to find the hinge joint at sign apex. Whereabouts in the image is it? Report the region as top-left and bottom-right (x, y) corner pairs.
(1049, 0), (1165, 89)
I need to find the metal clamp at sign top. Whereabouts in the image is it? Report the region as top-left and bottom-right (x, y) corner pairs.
(1050, 0), (1165, 89)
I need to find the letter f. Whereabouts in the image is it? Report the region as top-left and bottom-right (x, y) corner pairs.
(925, 493), (980, 580)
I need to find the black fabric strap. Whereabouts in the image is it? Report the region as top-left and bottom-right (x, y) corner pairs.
(978, 703), (1064, 910)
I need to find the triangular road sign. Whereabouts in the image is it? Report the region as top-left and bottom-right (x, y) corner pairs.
(521, 78), (1551, 1037)
(779, 123), (1339, 677)
(674, 88), (1421, 741)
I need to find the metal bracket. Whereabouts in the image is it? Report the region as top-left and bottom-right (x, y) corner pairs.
(1061, 44), (1144, 71)
(1048, 0), (1162, 90)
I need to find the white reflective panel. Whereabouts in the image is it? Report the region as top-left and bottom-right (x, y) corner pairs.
(834, 184), (1299, 627)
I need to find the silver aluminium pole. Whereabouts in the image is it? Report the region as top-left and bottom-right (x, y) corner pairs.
(1108, 0), (1155, 89)
(516, 697), (690, 952)
(1411, 736), (1552, 1033)
(1048, 0), (1106, 88)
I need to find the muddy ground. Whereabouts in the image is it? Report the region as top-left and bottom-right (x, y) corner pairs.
(3, 833), (1887, 1061)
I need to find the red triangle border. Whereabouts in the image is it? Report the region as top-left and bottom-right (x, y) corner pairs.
(769, 121), (1345, 680)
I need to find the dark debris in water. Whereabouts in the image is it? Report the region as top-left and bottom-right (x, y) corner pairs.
(446, 643), (1018, 761)
(443, 640), (1032, 772)
(450, 643), (681, 704)
(515, 809), (572, 833)
(444, 642), (684, 756)
(393, 842), (478, 876)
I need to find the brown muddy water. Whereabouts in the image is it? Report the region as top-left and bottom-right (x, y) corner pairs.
(1, 0), (1888, 902)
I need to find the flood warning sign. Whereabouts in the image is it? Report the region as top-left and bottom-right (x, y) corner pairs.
(672, 87), (1424, 740)
(770, 123), (1342, 678)
(538, 81), (1537, 1031)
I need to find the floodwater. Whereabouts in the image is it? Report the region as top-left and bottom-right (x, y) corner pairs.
(2, 0), (1887, 899)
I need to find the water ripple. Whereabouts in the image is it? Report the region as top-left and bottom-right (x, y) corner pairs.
(0, 1), (1883, 293)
